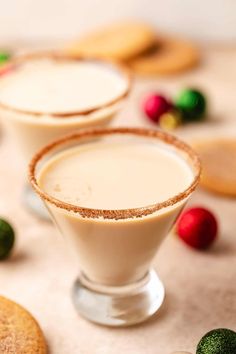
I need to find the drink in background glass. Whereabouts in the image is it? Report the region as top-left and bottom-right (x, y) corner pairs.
(0, 53), (131, 218)
(29, 127), (200, 326)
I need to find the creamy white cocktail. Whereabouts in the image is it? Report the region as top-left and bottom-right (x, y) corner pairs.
(29, 127), (200, 326)
(38, 139), (193, 284)
(0, 54), (131, 217)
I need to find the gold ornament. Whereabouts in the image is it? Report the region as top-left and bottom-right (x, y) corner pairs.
(159, 111), (182, 130)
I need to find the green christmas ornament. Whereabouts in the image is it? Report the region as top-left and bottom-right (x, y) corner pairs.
(0, 218), (15, 259)
(0, 51), (11, 65)
(175, 88), (207, 122)
(196, 328), (236, 354)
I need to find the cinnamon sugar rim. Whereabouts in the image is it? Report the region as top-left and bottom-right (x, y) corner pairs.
(29, 127), (201, 220)
(0, 52), (132, 118)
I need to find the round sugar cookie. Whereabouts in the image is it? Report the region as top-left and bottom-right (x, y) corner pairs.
(194, 138), (236, 197)
(0, 296), (47, 353)
(128, 37), (199, 75)
(66, 22), (156, 61)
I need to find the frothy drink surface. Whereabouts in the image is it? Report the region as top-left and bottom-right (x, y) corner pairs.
(0, 59), (127, 113)
(37, 140), (194, 285)
(39, 142), (193, 210)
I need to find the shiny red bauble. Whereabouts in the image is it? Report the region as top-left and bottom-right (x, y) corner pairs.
(143, 94), (172, 123)
(177, 207), (218, 250)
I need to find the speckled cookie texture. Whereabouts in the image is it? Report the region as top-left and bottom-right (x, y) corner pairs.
(0, 296), (47, 354)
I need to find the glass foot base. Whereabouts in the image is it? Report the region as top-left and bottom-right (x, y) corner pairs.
(23, 184), (50, 221)
(72, 270), (165, 327)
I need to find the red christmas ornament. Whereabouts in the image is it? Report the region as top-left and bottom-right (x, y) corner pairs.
(0, 63), (13, 77)
(143, 94), (172, 123)
(176, 207), (218, 249)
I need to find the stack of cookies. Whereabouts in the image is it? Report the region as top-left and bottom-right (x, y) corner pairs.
(66, 22), (199, 76)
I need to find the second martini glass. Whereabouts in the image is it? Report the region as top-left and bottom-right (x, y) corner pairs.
(0, 53), (131, 219)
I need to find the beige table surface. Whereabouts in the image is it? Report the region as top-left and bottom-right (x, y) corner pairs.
(0, 45), (236, 354)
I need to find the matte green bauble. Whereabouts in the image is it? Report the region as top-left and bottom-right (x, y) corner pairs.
(196, 328), (236, 354)
(175, 88), (206, 122)
(0, 219), (15, 259)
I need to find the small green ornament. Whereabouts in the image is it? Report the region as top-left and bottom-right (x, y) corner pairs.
(196, 328), (236, 354)
(0, 51), (11, 65)
(0, 218), (15, 259)
(175, 88), (207, 122)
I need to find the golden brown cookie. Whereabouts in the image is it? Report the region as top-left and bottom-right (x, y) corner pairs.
(66, 22), (156, 61)
(193, 138), (236, 197)
(0, 296), (47, 354)
(128, 37), (199, 75)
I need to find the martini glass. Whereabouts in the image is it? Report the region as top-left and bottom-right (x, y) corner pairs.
(29, 127), (200, 326)
(0, 53), (131, 219)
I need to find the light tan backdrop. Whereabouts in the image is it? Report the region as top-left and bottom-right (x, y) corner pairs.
(0, 0), (236, 43)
